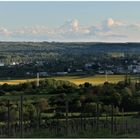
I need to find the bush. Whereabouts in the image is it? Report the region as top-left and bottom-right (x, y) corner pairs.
(54, 112), (64, 118)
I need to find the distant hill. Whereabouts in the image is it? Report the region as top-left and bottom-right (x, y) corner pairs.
(0, 42), (140, 54)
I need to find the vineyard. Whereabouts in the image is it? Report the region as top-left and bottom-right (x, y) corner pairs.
(0, 94), (139, 138)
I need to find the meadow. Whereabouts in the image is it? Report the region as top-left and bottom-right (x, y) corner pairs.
(0, 74), (137, 85)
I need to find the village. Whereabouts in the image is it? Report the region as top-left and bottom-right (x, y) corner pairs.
(0, 56), (140, 78)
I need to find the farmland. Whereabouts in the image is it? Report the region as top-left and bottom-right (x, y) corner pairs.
(53, 74), (126, 85)
(0, 74), (137, 85)
(0, 78), (42, 85)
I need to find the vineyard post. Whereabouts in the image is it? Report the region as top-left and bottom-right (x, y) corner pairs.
(80, 104), (83, 131)
(122, 108), (124, 134)
(39, 111), (41, 129)
(20, 95), (23, 138)
(7, 100), (10, 137)
(56, 117), (59, 136)
(114, 113), (117, 135)
(96, 103), (99, 131)
(105, 113), (108, 128)
(36, 105), (39, 130)
(125, 120), (128, 134)
(111, 104), (114, 135)
(18, 101), (20, 136)
(65, 98), (69, 136)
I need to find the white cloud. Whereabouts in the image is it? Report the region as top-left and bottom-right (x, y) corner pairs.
(70, 19), (79, 31)
(0, 27), (11, 36)
(1, 18), (140, 42)
(14, 26), (51, 36)
(106, 18), (114, 27)
(106, 18), (124, 27)
(127, 23), (140, 30)
(56, 19), (89, 35)
(101, 18), (125, 32)
(50, 19), (90, 40)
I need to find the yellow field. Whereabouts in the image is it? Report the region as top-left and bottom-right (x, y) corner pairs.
(0, 75), (127, 85)
(0, 78), (44, 85)
(53, 75), (126, 85)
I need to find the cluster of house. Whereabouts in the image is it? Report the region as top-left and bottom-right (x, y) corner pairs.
(1, 59), (140, 76)
(84, 62), (140, 74)
(0, 61), (20, 67)
(128, 65), (140, 73)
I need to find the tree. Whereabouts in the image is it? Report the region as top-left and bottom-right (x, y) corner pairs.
(37, 98), (48, 113)
(121, 87), (132, 97)
(0, 103), (7, 121)
(121, 87), (133, 111)
(110, 92), (121, 106)
(79, 95), (86, 105)
(103, 105), (119, 115)
(84, 82), (92, 88)
(24, 103), (36, 120)
(0, 90), (6, 96)
(72, 100), (82, 112)
(84, 102), (102, 116)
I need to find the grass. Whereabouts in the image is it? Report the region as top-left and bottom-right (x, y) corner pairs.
(0, 74), (138, 85)
(24, 115), (140, 138)
(23, 127), (140, 138)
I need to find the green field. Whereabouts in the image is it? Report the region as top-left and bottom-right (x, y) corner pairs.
(0, 74), (138, 85)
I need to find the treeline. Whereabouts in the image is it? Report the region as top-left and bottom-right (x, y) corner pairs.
(1, 42), (140, 52)
(0, 76), (140, 113)
(1, 42), (140, 64)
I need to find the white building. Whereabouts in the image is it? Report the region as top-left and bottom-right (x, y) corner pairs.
(56, 72), (68, 75)
(39, 72), (48, 76)
(128, 65), (140, 73)
(0, 63), (4, 67)
(10, 62), (19, 66)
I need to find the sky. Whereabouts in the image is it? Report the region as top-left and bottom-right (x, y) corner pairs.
(0, 1), (140, 42)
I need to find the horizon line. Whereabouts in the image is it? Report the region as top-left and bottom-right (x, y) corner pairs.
(0, 40), (140, 44)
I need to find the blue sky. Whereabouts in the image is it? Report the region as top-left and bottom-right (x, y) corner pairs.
(0, 1), (140, 42)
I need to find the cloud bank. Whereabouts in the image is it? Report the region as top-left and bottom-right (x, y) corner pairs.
(0, 18), (140, 42)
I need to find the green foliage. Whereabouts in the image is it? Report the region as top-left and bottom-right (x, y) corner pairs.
(103, 105), (119, 115)
(84, 102), (99, 114)
(0, 73), (140, 113)
(54, 112), (64, 118)
(37, 98), (48, 112)
(121, 87), (133, 97)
